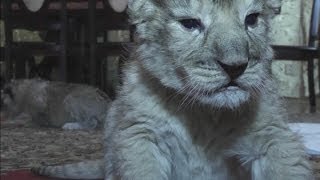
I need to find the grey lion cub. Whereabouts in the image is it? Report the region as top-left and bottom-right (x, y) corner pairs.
(33, 0), (314, 179)
(1, 79), (111, 130)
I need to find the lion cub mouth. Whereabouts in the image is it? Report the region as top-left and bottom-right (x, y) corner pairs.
(218, 81), (242, 92)
(196, 80), (250, 108)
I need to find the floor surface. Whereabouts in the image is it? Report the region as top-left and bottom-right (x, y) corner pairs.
(1, 96), (319, 180)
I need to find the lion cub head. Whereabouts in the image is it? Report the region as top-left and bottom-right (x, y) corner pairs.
(115, 0), (281, 109)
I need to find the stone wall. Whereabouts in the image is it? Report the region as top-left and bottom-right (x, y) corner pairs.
(271, 0), (319, 97)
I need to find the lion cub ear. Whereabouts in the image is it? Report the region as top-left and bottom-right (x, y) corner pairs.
(127, 0), (159, 24)
(266, 0), (282, 14)
(109, 0), (157, 23)
(108, 0), (128, 12)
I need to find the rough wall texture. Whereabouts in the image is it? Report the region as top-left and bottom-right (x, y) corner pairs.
(271, 0), (319, 97)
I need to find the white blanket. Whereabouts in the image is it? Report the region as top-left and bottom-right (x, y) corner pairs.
(289, 123), (320, 156)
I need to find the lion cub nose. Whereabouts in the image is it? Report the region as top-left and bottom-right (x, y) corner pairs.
(217, 61), (248, 80)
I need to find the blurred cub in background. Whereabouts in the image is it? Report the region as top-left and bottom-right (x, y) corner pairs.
(1, 79), (111, 130)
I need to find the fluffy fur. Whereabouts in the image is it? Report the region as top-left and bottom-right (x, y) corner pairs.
(1, 79), (111, 130)
(33, 0), (314, 179)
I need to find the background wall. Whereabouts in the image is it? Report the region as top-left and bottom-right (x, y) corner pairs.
(270, 0), (319, 97)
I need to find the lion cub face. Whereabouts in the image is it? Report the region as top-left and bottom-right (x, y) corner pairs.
(129, 0), (279, 109)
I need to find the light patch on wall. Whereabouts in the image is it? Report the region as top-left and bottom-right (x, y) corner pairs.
(270, 0), (318, 98)
(285, 63), (301, 76)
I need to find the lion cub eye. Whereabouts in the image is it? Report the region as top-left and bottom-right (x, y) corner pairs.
(179, 19), (203, 31)
(245, 13), (260, 28)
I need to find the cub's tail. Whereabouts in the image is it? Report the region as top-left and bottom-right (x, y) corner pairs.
(31, 159), (104, 179)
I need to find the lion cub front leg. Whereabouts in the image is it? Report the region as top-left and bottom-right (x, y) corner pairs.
(232, 126), (314, 180)
(111, 128), (172, 180)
